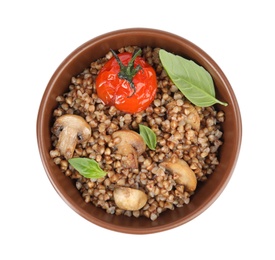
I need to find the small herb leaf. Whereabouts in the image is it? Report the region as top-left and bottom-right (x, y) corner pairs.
(159, 49), (228, 107)
(68, 158), (107, 179)
(139, 124), (157, 150)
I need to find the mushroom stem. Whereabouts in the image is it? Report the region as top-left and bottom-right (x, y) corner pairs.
(184, 102), (200, 131)
(117, 145), (139, 169)
(56, 128), (78, 160)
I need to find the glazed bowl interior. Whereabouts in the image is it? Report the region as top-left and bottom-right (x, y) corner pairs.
(37, 28), (242, 234)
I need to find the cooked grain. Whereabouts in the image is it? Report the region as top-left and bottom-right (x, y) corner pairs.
(50, 46), (225, 221)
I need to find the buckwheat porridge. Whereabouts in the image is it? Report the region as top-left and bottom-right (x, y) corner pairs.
(49, 46), (225, 221)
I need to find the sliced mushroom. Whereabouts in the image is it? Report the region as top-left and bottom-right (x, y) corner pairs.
(52, 114), (91, 160)
(112, 130), (146, 169)
(183, 102), (200, 131)
(160, 158), (197, 192)
(114, 187), (147, 211)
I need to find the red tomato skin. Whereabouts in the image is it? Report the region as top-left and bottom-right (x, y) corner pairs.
(96, 52), (157, 114)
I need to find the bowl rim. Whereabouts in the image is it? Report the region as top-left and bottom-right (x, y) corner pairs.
(37, 27), (242, 234)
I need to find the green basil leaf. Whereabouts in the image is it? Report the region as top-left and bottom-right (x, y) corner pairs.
(68, 158), (107, 179)
(159, 49), (228, 107)
(139, 124), (157, 150)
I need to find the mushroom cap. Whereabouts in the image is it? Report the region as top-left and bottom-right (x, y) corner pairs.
(160, 158), (197, 192)
(112, 130), (146, 155)
(112, 130), (146, 169)
(52, 114), (91, 159)
(53, 114), (91, 138)
(113, 187), (147, 211)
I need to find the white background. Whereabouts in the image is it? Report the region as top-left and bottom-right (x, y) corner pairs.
(1, 0), (274, 259)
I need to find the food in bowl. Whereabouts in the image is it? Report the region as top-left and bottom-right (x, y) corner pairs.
(49, 45), (227, 221)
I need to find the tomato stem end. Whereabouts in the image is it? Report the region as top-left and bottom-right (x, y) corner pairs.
(110, 49), (142, 97)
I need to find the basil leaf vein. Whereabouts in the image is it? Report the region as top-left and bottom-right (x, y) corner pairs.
(159, 49), (228, 107)
(68, 158), (107, 179)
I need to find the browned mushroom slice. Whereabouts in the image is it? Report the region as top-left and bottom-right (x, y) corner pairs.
(160, 158), (197, 192)
(52, 114), (91, 160)
(113, 187), (147, 211)
(183, 101), (200, 131)
(112, 130), (146, 169)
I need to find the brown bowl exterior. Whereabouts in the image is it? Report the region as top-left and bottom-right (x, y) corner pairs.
(37, 28), (242, 234)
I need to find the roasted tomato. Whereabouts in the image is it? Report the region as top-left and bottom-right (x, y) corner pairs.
(95, 49), (157, 113)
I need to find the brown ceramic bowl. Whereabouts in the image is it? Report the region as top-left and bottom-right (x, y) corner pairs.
(37, 28), (242, 234)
